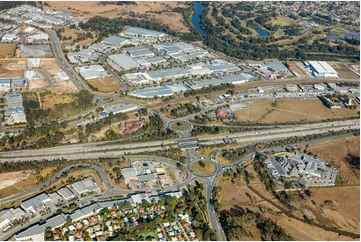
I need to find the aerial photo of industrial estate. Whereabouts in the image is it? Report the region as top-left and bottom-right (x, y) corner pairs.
(0, 1), (359, 241)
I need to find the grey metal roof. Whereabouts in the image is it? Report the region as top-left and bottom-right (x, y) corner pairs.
(147, 67), (190, 80)
(57, 187), (75, 199)
(16, 224), (45, 239)
(104, 104), (138, 114)
(121, 27), (164, 38)
(21, 193), (50, 210)
(6, 107), (24, 114)
(80, 70), (102, 80)
(72, 177), (98, 194)
(138, 174), (157, 183)
(121, 167), (137, 180)
(125, 46), (154, 58)
(0, 79), (11, 85)
(48, 192), (62, 203)
(264, 61), (288, 73)
(102, 36), (128, 46)
(5, 94), (23, 103)
(11, 78), (28, 86)
(45, 214), (67, 229)
(108, 54), (139, 70)
(130, 85), (187, 98)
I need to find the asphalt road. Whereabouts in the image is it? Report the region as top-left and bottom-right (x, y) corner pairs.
(0, 119), (357, 162)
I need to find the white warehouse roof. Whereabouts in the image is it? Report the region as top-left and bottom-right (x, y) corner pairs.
(108, 54), (140, 70)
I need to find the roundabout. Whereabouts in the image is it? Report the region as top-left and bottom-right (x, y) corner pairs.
(190, 159), (218, 176)
(169, 121), (191, 132)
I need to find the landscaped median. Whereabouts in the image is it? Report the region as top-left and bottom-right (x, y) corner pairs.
(190, 160), (217, 176)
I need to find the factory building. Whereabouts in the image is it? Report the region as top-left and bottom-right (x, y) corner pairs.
(305, 61), (338, 78)
(124, 46), (155, 58)
(1, 33), (17, 42)
(120, 27), (165, 39)
(129, 85), (187, 98)
(108, 54), (140, 70)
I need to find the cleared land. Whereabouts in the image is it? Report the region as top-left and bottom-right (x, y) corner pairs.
(287, 61), (309, 77)
(190, 160), (217, 176)
(52, 80), (78, 93)
(0, 170), (34, 190)
(87, 77), (122, 93)
(40, 59), (62, 76)
(311, 186), (360, 234)
(331, 63), (360, 79)
(0, 60), (26, 77)
(41, 92), (75, 109)
(308, 135), (360, 185)
(45, 1), (190, 33)
(28, 75), (48, 90)
(19, 45), (52, 58)
(0, 172), (37, 199)
(217, 163), (359, 240)
(0, 43), (16, 58)
(234, 99), (359, 123)
(53, 26), (97, 48)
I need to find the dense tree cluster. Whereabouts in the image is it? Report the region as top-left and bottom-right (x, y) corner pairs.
(198, 2), (359, 61)
(219, 206), (292, 241)
(24, 90), (95, 126)
(170, 103), (201, 118)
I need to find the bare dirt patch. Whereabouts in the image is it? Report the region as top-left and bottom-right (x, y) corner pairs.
(217, 163), (360, 240)
(287, 61), (308, 77)
(88, 77), (122, 93)
(45, 1), (190, 33)
(28, 77), (48, 90)
(234, 99), (359, 123)
(40, 59), (62, 76)
(52, 80), (79, 93)
(0, 173), (37, 199)
(308, 136), (360, 185)
(0, 43), (16, 58)
(41, 92), (75, 109)
(0, 170), (34, 190)
(0, 60), (26, 77)
(331, 63), (360, 79)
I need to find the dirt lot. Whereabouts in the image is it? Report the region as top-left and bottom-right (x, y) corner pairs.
(0, 60), (26, 77)
(53, 80), (79, 93)
(311, 186), (360, 234)
(45, 2), (190, 33)
(0, 172), (37, 199)
(40, 59), (62, 76)
(308, 136), (360, 185)
(287, 61), (309, 77)
(88, 77), (122, 93)
(0, 43), (16, 58)
(331, 63), (360, 79)
(28, 77), (48, 90)
(0, 170), (34, 190)
(40, 92), (75, 109)
(234, 99), (359, 123)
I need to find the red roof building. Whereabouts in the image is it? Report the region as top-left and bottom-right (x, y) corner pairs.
(215, 109), (228, 118)
(123, 121), (143, 134)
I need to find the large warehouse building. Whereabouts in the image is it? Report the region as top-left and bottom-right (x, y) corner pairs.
(108, 54), (140, 70)
(306, 61), (338, 78)
(120, 27), (165, 39)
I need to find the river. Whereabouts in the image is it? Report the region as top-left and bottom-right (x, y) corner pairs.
(191, 1), (208, 35)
